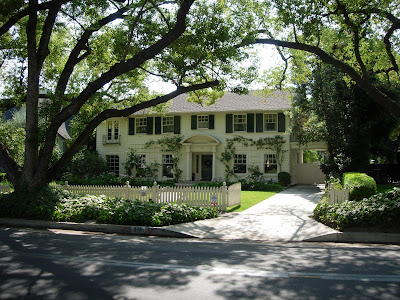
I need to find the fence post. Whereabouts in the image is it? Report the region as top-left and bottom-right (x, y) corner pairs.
(221, 182), (227, 212)
(151, 181), (158, 203)
(124, 181), (131, 200)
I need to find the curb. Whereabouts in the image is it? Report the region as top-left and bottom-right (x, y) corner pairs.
(305, 232), (400, 245)
(0, 218), (196, 239)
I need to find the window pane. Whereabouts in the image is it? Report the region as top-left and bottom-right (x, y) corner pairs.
(234, 114), (247, 132)
(264, 114), (277, 131)
(136, 118), (147, 134)
(162, 154), (174, 178)
(107, 155), (120, 176)
(234, 154), (246, 173)
(163, 117), (174, 133)
(264, 154), (277, 174)
(198, 115), (209, 129)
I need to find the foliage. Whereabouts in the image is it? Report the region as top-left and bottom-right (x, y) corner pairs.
(0, 186), (218, 226)
(278, 172), (291, 186)
(343, 172), (377, 201)
(60, 149), (109, 181)
(145, 135), (184, 182)
(124, 148), (142, 177)
(292, 64), (399, 177)
(313, 188), (400, 230)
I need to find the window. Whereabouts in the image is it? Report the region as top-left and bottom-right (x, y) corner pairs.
(234, 114), (247, 132)
(264, 154), (278, 174)
(163, 117), (174, 133)
(107, 121), (119, 140)
(198, 115), (209, 129)
(107, 155), (120, 176)
(135, 154), (146, 177)
(234, 154), (247, 174)
(162, 154), (174, 178)
(136, 117), (147, 134)
(264, 114), (278, 131)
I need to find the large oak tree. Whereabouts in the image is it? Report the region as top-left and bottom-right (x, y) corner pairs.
(0, 0), (255, 190)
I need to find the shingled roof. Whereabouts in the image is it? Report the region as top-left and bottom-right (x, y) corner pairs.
(135, 90), (292, 115)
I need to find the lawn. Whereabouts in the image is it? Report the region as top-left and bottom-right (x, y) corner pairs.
(227, 190), (278, 212)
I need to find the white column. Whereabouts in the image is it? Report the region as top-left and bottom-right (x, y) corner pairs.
(212, 145), (216, 180)
(186, 145), (192, 181)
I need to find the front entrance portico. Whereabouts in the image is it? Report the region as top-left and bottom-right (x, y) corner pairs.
(182, 134), (221, 181)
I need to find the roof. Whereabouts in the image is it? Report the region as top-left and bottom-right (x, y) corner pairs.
(135, 90), (292, 115)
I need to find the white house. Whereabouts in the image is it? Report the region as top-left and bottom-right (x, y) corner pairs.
(96, 90), (326, 184)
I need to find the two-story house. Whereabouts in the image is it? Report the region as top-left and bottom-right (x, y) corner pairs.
(96, 90), (326, 184)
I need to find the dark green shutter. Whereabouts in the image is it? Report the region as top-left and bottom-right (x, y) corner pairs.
(174, 116), (181, 134)
(226, 114), (233, 133)
(155, 117), (162, 134)
(278, 113), (286, 132)
(146, 117), (153, 135)
(128, 118), (135, 135)
(256, 113), (263, 132)
(247, 113), (254, 132)
(191, 115), (197, 130)
(209, 115), (215, 129)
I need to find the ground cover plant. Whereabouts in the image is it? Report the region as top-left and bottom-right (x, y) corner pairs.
(0, 187), (218, 227)
(313, 187), (400, 230)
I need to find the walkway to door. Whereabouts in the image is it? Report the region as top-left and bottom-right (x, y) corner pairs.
(165, 185), (338, 242)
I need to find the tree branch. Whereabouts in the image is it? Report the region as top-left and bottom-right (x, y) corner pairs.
(48, 80), (219, 177)
(0, 141), (21, 184)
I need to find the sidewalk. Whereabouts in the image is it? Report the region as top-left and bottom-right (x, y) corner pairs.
(1, 185), (399, 244)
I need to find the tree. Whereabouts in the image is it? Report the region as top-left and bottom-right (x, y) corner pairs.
(241, 0), (400, 116)
(0, 0), (256, 191)
(292, 63), (399, 177)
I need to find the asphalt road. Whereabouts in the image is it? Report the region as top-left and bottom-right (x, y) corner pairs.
(1, 227), (400, 300)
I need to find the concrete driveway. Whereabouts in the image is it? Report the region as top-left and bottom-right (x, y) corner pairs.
(165, 185), (338, 242)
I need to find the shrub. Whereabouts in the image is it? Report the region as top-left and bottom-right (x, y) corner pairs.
(343, 172), (377, 201)
(313, 187), (400, 230)
(278, 172), (291, 186)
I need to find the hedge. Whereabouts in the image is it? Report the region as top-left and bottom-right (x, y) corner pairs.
(343, 172), (377, 201)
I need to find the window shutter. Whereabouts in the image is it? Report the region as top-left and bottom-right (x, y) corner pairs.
(191, 115), (197, 130)
(174, 116), (181, 134)
(256, 113), (263, 132)
(128, 118), (135, 135)
(155, 117), (162, 134)
(226, 114), (233, 133)
(209, 115), (215, 129)
(247, 113), (254, 132)
(278, 113), (286, 132)
(146, 117), (153, 135)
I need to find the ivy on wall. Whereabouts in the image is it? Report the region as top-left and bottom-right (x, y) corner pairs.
(145, 135), (184, 182)
(219, 135), (287, 181)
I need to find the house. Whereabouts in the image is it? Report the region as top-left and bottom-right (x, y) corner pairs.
(95, 90), (327, 184)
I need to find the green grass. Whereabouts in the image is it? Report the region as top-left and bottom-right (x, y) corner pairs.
(227, 191), (278, 212)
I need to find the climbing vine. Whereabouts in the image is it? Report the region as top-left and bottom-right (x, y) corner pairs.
(145, 135), (184, 182)
(219, 135), (287, 180)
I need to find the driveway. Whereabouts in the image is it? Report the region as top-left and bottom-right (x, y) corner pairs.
(165, 185), (338, 242)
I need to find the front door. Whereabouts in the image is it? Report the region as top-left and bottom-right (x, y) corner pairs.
(201, 155), (213, 181)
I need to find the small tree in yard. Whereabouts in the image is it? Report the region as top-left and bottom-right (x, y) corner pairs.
(0, 0), (256, 192)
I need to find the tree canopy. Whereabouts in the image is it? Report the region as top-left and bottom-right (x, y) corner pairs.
(0, 0), (257, 189)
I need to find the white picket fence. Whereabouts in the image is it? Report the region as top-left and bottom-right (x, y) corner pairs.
(53, 181), (242, 212)
(327, 183), (349, 204)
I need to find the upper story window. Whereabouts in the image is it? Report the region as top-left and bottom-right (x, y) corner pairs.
(264, 114), (278, 131)
(163, 116), (174, 133)
(234, 154), (247, 173)
(198, 115), (209, 129)
(135, 117), (147, 134)
(107, 121), (119, 140)
(234, 114), (247, 132)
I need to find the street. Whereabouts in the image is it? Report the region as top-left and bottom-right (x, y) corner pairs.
(1, 227), (399, 300)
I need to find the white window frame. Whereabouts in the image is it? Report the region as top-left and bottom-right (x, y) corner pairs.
(264, 154), (278, 174)
(233, 114), (247, 132)
(136, 117), (147, 134)
(163, 116), (174, 133)
(234, 154), (247, 174)
(264, 113), (278, 132)
(162, 154), (174, 178)
(198, 115), (209, 129)
(106, 155), (120, 176)
(107, 120), (119, 140)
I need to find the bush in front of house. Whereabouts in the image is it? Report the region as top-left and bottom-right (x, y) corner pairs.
(343, 172), (377, 201)
(278, 172), (291, 186)
(0, 186), (218, 226)
(312, 187), (400, 230)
